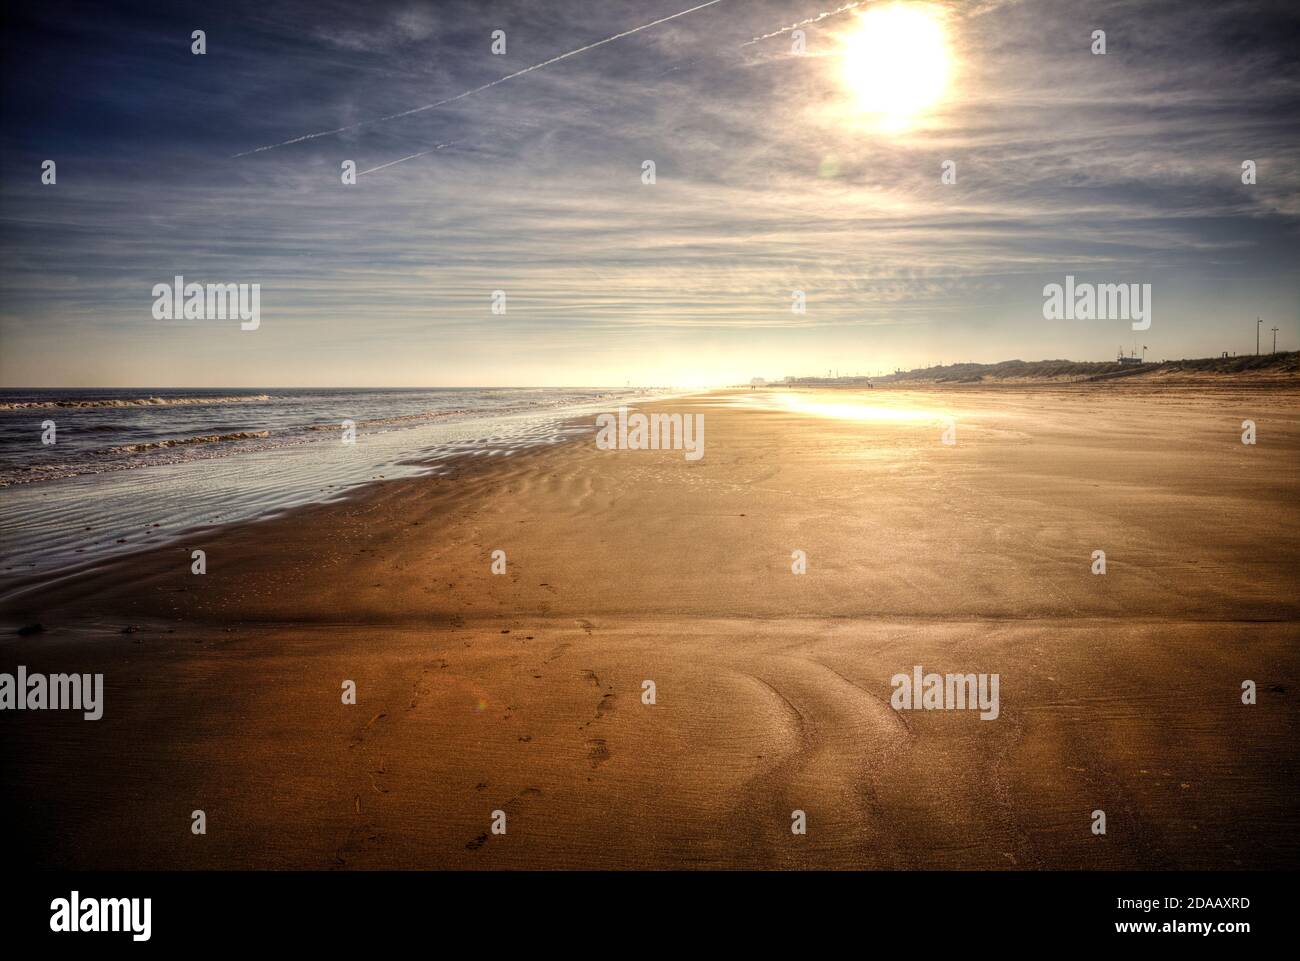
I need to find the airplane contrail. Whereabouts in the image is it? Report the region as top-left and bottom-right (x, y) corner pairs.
(741, 1), (867, 47)
(234, 0), (727, 158)
(358, 142), (454, 176)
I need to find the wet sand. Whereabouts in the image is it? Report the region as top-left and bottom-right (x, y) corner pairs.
(3, 385), (1298, 869)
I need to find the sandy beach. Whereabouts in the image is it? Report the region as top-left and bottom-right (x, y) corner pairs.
(4, 384), (1297, 870)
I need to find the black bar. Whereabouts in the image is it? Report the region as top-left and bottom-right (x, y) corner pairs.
(7, 870), (1288, 948)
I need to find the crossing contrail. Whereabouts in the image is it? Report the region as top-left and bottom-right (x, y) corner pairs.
(742, 0), (1017, 45)
(741, 1), (867, 47)
(358, 142), (454, 176)
(234, 0), (727, 158)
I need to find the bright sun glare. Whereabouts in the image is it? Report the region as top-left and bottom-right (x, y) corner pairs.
(839, 3), (951, 129)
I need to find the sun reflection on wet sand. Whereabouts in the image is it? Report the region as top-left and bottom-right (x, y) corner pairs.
(726, 390), (951, 424)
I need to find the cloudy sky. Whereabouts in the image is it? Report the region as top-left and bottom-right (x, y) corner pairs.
(1, 0), (1297, 386)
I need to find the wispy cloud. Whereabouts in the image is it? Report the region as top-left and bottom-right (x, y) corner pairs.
(234, 0), (729, 157)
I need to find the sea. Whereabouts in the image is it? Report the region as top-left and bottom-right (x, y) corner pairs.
(0, 387), (665, 591)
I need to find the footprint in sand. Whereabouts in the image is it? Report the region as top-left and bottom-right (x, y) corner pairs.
(408, 673), (432, 710)
(586, 738), (611, 768)
(581, 670), (601, 687)
(579, 691), (617, 731)
(349, 712), (388, 747)
(464, 788), (543, 849)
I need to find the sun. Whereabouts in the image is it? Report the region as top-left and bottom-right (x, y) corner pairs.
(838, 3), (952, 130)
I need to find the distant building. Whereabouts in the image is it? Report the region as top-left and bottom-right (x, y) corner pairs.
(750, 377), (767, 387)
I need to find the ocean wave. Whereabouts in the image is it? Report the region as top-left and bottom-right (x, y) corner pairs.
(105, 430), (271, 453)
(303, 394), (633, 432)
(0, 393), (272, 410)
(304, 408), (475, 431)
(0, 388), (672, 488)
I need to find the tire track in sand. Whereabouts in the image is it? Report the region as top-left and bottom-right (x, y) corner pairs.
(723, 655), (912, 868)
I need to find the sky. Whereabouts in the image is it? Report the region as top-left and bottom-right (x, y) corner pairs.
(1, 0), (1297, 387)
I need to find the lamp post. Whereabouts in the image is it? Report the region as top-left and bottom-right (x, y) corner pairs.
(1273, 327), (1280, 354)
(1257, 317), (1262, 355)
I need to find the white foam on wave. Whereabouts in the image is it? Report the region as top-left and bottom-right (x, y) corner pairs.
(0, 393), (273, 410)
